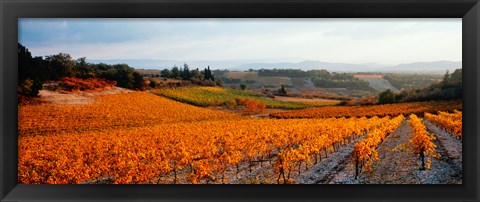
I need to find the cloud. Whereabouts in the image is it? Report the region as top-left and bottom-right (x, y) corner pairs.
(20, 18), (461, 65)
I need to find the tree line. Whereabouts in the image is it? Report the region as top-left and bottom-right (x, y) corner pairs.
(226, 68), (372, 91)
(18, 43), (146, 97)
(311, 72), (372, 91)
(378, 69), (462, 104)
(18, 43), (223, 97)
(159, 64), (220, 86)
(383, 73), (443, 90)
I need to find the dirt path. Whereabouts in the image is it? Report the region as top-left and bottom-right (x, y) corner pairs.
(321, 119), (462, 184)
(353, 119), (420, 184)
(151, 119), (463, 184)
(422, 120), (462, 184)
(296, 137), (362, 184)
(424, 120), (462, 162)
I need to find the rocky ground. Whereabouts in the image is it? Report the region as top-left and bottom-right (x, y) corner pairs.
(296, 138), (361, 184)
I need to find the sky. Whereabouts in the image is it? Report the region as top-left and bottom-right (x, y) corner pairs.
(19, 18), (461, 65)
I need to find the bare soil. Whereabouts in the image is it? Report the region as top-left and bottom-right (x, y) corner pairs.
(346, 120), (420, 184)
(37, 87), (134, 105)
(296, 136), (363, 184)
(312, 119), (463, 184)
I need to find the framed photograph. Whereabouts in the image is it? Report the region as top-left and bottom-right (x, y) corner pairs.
(1, 0), (479, 201)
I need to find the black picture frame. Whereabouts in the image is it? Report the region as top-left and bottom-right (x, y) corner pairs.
(1, 0), (479, 201)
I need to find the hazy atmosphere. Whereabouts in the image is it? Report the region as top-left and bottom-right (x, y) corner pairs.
(19, 18), (461, 71)
(18, 18), (463, 185)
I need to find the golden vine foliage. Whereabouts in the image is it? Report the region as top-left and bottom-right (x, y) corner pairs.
(272, 116), (406, 183)
(18, 92), (241, 136)
(18, 91), (456, 184)
(409, 114), (439, 169)
(270, 101), (462, 119)
(424, 110), (462, 139)
(353, 115), (405, 174)
(19, 109), (392, 184)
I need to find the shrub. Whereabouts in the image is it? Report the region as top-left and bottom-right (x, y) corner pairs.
(235, 98), (266, 113)
(58, 77), (116, 91)
(240, 83), (247, 90)
(18, 79), (42, 97)
(277, 84), (287, 95)
(378, 89), (396, 104)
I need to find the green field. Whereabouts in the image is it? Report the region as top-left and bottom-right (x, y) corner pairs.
(152, 87), (336, 109)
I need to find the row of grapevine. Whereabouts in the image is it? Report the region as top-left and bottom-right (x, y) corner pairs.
(270, 101), (462, 119)
(424, 110), (462, 140)
(18, 92), (241, 136)
(353, 115), (405, 179)
(19, 116), (392, 184)
(273, 116), (392, 183)
(19, 91), (458, 184)
(409, 114), (439, 170)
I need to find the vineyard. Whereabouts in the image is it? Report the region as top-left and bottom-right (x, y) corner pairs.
(270, 101), (462, 119)
(152, 87), (336, 109)
(425, 110), (462, 140)
(18, 92), (240, 136)
(18, 91), (463, 184)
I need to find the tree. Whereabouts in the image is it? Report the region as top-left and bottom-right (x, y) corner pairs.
(18, 43), (45, 97)
(215, 79), (223, 87)
(240, 83), (247, 90)
(149, 79), (159, 88)
(18, 79), (40, 97)
(171, 65), (181, 79)
(45, 53), (76, 79)
(204, 66), (213, 81)
(18, 43), (33, 82)
(181, 63), (191, 80)
(191, 68), (202, 80)
(133, 71), (146, 90)
(439, 69), (462, 90)
(161, 68), (173, 78)
(100, 64), (145, 90)
(442, 70), (450, 85)
(75, 57), (97, 78)
(449, 69), (462, 84)
(309, 69), (330, 79)
(378, 89), (396, 104)
(278, 84), (287, 95)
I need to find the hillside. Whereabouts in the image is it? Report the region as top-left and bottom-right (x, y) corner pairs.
(88, 59), (461, 74)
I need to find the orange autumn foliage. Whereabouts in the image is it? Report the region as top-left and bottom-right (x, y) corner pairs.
(409, 114), (439, 170)
(424, 110), (462, 139)
(270, 101), (461, 119)
(353, 115), (404, 177)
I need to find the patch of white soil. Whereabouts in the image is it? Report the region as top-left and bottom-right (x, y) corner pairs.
(38, 87), (134, 105)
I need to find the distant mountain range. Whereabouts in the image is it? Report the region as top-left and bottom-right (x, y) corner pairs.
(87, 59), (461, 74)
(385, 61), (462, 73)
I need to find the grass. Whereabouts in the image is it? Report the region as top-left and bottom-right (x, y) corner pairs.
(152, 87), (336, 109)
